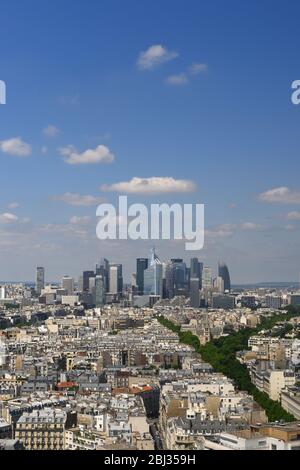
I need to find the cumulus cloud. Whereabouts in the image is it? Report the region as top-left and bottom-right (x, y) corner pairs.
(43, 125), (60, 137)
(259, 187), (300, 204)
(101, 176), (196, 194)
(166, 73), (188, 86)
(137, 45), (178, 70)
(0, 137), (32, 156)
(51, 192), (104, 207)
(59, 144), (115, 165)
(0, 212), (18, 224)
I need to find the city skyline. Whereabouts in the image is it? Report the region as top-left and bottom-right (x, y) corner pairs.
(1, 0), (300, 283)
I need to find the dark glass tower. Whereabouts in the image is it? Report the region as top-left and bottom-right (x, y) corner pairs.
(136, 258), (148, 295)
(218, 262), (231, 292)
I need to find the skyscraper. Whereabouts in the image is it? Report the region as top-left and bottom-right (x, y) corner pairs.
(109, 264), (123, 294)
(202, 266), (212, 290)
(190, 277), (200, 308)
(95, 275), (105, 307)
(165, 261), (175, 299)
(96, 258), (109, 292)
(144, 248), (163, 297)
(36, 267), (45, 295)
(136, 258), (148, 295)
(218, 262), (231, 292)
(83, 271), (95, 293)
(190, 258), (203, 289)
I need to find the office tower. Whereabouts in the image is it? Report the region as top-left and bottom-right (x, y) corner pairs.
(164, 259), (187, 299)
(215, 276), (225, 293)
(144, 248), (163, 297)
(136, 258), (148, 295)
(190, 258), (200, 278)
(202, 266), (212, 290)
(89, 276), (96, 293)
(96, 258), (109, 292)
(218, 261), (231, 292)
(171, 259), (187, 295)
(78, 275), (83, 292)
(190, 277), (200, 308)
(190, 258), (203, 289)
(83, 271), (95, 292)
(95, 275), (105, 307)
(165, 261), (175, 299)
(109, 264), (123, 294)
(36, 267), (45, 295)
(61, 276), (74, 296)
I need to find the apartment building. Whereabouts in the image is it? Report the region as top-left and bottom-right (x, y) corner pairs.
(15, 409), (67, 450)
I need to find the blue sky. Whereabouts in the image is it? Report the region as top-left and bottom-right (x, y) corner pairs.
(0, 0), (300, 283)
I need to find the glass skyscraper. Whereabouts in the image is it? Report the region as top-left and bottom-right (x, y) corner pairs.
(218, 262), (231, 292)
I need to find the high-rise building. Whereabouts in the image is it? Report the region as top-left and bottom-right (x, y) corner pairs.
(95, 275), (105, 307)
(136, 258), (148, 295)
(190, 277), (200, 308)
(144, 248), (163, 297)
(218, 262), (231, 292)
(165, 261), (175, 299)
(109, 264), (123, 294)
(171, 259), (187, 295)
(96, 258), (109, 292)
(202, 266), (212, 290)
(190, 258), (203, 289)
(89, 276), (96, 293)
(61, 276), (74, 295)
(83, 271), (95, 292)
(215, 276), (225, 293)
(36, 267), (45, 295)
(164, 259), (187, 299)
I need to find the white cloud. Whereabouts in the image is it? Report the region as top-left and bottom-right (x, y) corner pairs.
(137, 45), (178, 70)
(205, 224), (236, 238)
(51, 192), (104, 207)
(0, 212), (18, 224)
(240, 222), (261, 230)
(40, 223), (89, 238)
(166, 73), (188, 86)
(43, 125), (60, 137)
(206, 222), (262, 239)
(70, 216), (91, 225)
(287, 211), (300, 220)
(60, 144), (115, 165)
(0, 137), (32, 156)
(41, 146), (48, 155)
(259, 187), (300, 204)
(101, 176), (196, 194)
(188, 63), (208, 75)
(7, 202), (19, 209)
